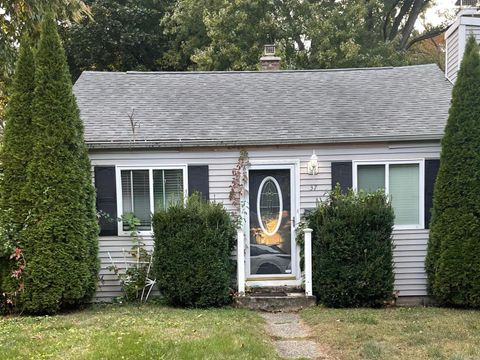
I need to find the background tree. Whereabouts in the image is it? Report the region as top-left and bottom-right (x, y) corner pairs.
(192, 0), (277, 70)
(157, 0), (215, 70)
(382, 0), (450, 50)
(406, 33), (445, 70)
(426, 36), (480, 308)
(61, 0), (174, 80)
(303, 0), (401, 69)
(161, 0), (451, 71)
(20, 14), (98, 314)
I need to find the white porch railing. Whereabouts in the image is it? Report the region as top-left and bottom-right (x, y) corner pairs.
(304, 228), (313, 296)
(237, 228), (246, 295)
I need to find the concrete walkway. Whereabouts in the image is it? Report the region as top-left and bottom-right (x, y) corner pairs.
(261, 312), (330, 359)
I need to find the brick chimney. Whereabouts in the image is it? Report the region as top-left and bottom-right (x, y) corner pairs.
(445, 8), (480, 83)
(260, 44), (281, 71)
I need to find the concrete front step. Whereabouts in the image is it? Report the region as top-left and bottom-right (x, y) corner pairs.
(248, 286), (304, 294)
(235, 293), (316, 312)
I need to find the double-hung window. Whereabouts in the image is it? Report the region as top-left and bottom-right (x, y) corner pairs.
(118, 166), (186, 233)
(354, 161), (424, 229)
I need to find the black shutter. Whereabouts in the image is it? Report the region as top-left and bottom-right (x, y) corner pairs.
(424, 159), (440, 229)
(188, 165), (209, 201)
(94, 166), (118, 236)
(331, 161), (353, 194)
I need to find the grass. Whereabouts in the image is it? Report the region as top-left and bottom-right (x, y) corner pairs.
(3, 304), (480, 360)
(0, 304), (278, 360)
(301, 306), (480, 360)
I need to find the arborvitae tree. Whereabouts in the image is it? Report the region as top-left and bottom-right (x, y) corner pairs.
(20, 14), (99, 314)
(0, 38), (36, 308)
(426, 36), (480, 308)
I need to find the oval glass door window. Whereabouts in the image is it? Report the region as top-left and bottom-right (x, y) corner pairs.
(257, 177), (283, 236)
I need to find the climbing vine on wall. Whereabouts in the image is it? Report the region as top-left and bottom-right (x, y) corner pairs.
(229, 149), (250, 227)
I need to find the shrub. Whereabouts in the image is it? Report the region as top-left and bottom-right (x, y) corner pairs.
(426, 36), (480, 308)
(18, 14), (99, 314)
(309, 186), (395, 307)
(153, 194), (236, 307)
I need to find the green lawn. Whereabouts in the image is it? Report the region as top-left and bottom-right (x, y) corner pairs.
(301, 306), (480, 360)
(0, 304), (278, 360)
(2, 304), (480, 360)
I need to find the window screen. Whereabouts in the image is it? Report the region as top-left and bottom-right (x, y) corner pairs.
(357, 165), (385, 192)
(153, 169), (184, 212)
(356, 163), (421, 226)
(120, 168), (184, 232)
(121, 170), (151, 231)
(389, 164), (420, 225)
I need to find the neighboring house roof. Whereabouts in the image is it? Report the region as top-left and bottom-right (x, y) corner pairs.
(455, 0), (479, 6)
(73, 64), (452, 149)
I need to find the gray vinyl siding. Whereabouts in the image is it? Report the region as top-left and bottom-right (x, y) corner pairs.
(466, 25), (480, 49)
(446, 27), (459, 83)
(90, 141), (440, 301)
(97, 236), (156, 300)
(446, 23), (480, 83)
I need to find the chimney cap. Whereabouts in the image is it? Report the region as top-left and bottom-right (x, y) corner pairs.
(260, 44), (281, 70)
(263, 44), (276, 56)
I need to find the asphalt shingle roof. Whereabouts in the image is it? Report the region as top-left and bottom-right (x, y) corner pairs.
(73, 64), (452, 149)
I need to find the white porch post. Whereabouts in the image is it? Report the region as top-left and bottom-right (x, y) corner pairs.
(237, 228), (246, 295)
(304, 228), (313, 296)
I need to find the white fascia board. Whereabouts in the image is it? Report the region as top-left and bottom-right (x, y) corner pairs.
(445, 13), (480, 38)
(460, 15), (480, 27)
(445, 17), (461, 38)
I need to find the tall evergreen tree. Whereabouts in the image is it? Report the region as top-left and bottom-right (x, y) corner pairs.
(1, 38), (35, 235)
(426, 36), (480, 308)
(0, 38), (36, 305)
(20, 14), (99, 314)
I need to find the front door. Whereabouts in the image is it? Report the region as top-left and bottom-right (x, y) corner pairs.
(248, 169), (294, 277)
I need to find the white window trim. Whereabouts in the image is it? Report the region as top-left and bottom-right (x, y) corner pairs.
(115, 165), (188, 236)
(352, 159), (425, 230)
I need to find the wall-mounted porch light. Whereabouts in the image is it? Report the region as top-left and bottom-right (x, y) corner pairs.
(307, 150), (319, 175)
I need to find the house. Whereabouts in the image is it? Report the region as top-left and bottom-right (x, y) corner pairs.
(73, 10), (480, 305)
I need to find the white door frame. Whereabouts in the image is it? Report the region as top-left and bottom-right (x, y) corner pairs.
(244, 160), (301, 287)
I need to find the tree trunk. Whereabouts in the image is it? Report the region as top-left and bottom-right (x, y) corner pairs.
(388, 0), (414, 41)
(383, 0), (401, 41)
(398, 0), (426, 50)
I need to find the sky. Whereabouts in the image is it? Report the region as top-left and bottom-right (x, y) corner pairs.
(424, 0), (457, 26)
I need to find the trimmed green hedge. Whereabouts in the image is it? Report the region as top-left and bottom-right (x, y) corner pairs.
(152, 195), (236, 307)
(309, 187), (395, 307)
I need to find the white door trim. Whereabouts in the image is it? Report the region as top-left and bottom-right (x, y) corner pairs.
(244, 160), (301, 287)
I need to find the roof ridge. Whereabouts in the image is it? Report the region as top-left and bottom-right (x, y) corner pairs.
(80, 63), (438, 76)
